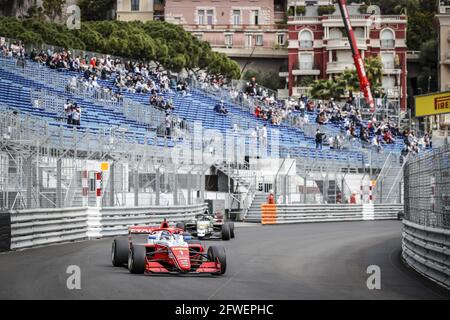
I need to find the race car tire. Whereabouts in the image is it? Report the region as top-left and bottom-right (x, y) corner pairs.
(228, 222), (235, 239)
(221, 222), (231, 240)
(176, 222), (186, 231)
(111, 237), (129, 267)
(128, 245), (146, 274)
(208, 246), (226, 275)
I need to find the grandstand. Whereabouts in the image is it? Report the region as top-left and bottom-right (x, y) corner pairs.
(0, 39), (417, 222)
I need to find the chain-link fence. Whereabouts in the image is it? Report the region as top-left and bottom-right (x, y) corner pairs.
(404, 145), (450, 228)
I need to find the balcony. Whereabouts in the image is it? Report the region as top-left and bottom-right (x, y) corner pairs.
(279, 65), (289, 78)
(292, 62), (320, 76)
(382, 62), (401, 75)
(326, 38), (367, 50)
(443, 53), (450, 64)
(440, 1), (450, 14)
(299, 40), (314, 49)
(380, 39), (395, 49)
(292, 87), (311, 97)
(326, 61), (355, 74)
(385, 87), (401, 98)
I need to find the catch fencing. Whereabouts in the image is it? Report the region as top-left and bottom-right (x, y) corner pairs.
(402, 144), (450, 289)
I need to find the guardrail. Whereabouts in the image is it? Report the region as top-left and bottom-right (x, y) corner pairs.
(261, 203), (402, 225)
(402, 220), (450, 290)
(10, 207), (88, 250)
(8, 203), (207, 250)
(98, 204), (207, 237)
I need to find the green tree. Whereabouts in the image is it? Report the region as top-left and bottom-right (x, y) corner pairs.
(243, 70), (285, 91)
(310, 79), (345, 100)
(417, 39), (438, 93)
(77, 0), (115, 21)
(0, 17), (241, 82)
(43, 0), (65, 22)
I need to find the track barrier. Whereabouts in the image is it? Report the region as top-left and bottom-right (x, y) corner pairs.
(8, 203), (207, 250)
(260, 203), (402, 224)
(261, 204), (277, 225)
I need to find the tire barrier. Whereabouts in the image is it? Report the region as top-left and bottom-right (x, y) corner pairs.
(402, 220), (450, 290)
(0, 211), (11, 252)
(259, 203), (402, 224)
(8, 203), (207, 250)
(261, 204), (277, 225)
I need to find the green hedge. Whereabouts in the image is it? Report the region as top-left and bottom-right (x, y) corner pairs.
(287, 6), (306, 16)
(317, 5), (336, 16)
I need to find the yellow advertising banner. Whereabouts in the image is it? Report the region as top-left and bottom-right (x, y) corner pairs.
(415, 91), (450, 117)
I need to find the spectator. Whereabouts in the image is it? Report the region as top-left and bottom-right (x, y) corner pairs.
(72, 104), (81, 126)
(64, 99), (73, 124)
(214, 101), (228, 114)
(315, 129), (325, 150)
(266, 190), (275, 204)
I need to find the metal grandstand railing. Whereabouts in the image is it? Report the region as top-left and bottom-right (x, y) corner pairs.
(0, 108), (206, 210)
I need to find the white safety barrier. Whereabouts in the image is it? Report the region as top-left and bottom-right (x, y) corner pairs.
(10, 207), (88, 250)
(97, 204), (207, 237)
(262, 203), (402, 225)
(9, 203), (207, 250)
(402, 220), (450, 290)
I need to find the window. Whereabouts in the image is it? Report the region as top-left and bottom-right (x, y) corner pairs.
(252, 10), (259, 25)
(329, 28), (343, 39)
(299, 53), (313, 70)
(381, 29), (395, 48)
(381, 52), (395, 69)
(198, 10), (205, 25)
(255, 35), (263, 46)
(207, 10), (213, 25)
(276, 34), (285, 46)
(245, 34), (253, 48)
(225, 34), (233, 47)
(299, 29), (313, 48)
(232, 10), (241, 25)
(131, 0), (139, 11)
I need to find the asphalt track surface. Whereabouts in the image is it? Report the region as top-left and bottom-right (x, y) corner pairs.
(0, 221), (449, 300)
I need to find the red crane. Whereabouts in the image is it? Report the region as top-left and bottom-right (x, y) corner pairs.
(336, 0), (375, 112)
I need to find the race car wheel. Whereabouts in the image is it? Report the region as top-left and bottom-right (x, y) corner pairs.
(176, 222), (186, 231)
(228, 222), (235, 239)
(208, 246), (226, 275)
(221, 222), (231, 240)
(111, 237), (129, 267)
(128, 245), (146, 274)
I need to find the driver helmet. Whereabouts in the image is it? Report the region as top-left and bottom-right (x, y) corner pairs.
(269, 189), (274, 195)
(160, 230), (171, 240)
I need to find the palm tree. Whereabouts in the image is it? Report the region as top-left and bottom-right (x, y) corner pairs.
(364, 56), (383, 88)
(310, 79), (344, 100)
(338, 68), (359, 94)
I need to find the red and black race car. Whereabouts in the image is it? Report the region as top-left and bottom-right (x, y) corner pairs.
(111, 219), (226, 275)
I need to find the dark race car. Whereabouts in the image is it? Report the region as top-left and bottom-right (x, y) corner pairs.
(176, 211), (235, 240)
(111, 219), (226, 275)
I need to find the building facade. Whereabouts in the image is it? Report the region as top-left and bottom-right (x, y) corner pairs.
(116, 0), (156, 21)
(163, 0), (289, 74)
(286, 3), (408, 111)
(432, 1), (450, 135)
